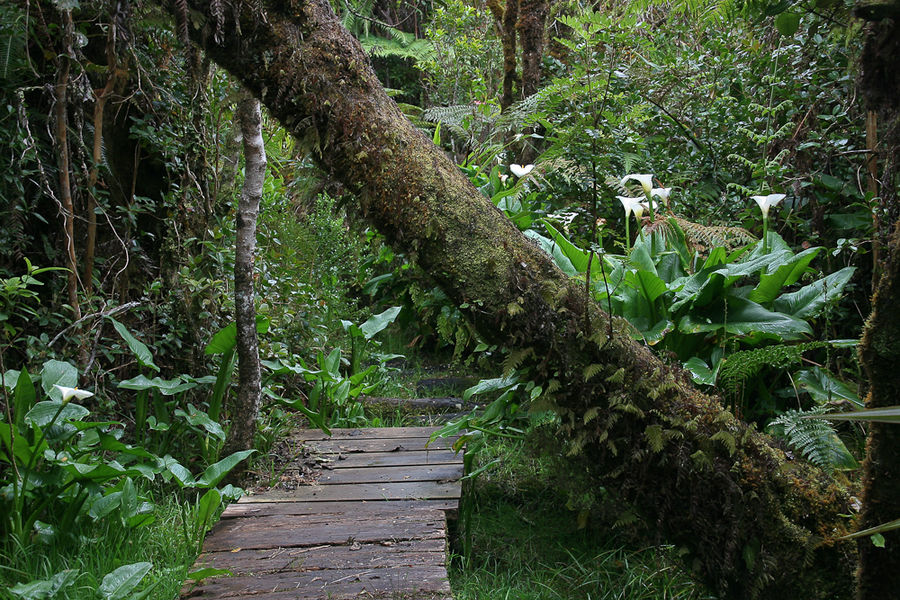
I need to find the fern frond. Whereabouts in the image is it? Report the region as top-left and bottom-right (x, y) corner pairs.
(767, 407), (858, 470)
(718, 342), (827, 397)
(673, 217), (757, 250)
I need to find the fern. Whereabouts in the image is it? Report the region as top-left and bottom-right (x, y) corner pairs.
(359, 34), (434, 62)
(767, 407), (858, 470)
(718, 342), (827, 397)
(672, 217), (757, 250)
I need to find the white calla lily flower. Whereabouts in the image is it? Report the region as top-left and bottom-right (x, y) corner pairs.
(616, 195), (641, 217)
(54, 385), (94, 404)
(621, 173), (654, 196)
(651, 188), (671, 209)
(510, 163), (534, 178)
(751, 193), (786, 219)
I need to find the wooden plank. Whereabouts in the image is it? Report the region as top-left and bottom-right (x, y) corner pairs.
(316, 464), (463, 485)
(193, 539), (446, 574)
(302, 449), (461, 468)
(224, 499), (457, 516)
(293, 436), (455, 453)
(249, 481), (460, 503)
(294, 426), (446, 440)
(182, 565), (450, 599)
(203, 513), (447, 552)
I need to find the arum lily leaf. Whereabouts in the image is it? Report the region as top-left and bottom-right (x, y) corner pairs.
(25, 401), (90, 427)
(109, 318), (159, 373)
(748, 247), (822, 304)
(98, 562), (153, 600)
(678, 296), (812, 339)
(195, 449), (256, 488)
(40, 360), (78, 400)
(684, 357), (719, 386)
(773, 267), (855, 319)
(524, 231), (578, 276)
(205, 317), (269, 355)
(796, 367), (862, 408)
(358, 306), (402, 339)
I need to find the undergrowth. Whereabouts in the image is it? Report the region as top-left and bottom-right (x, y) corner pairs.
(450, 438), (714, 600)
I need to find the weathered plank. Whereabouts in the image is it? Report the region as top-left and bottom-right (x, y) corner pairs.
(203, 512), (446, 552)
(183, 565), (450, 599)
(306, 449), (461, 468)
(248, 480), (460, 503)
(291, 436), (455, 453)
(223, 499), (457, 516)
(317, 464), (463, 484)
(294, 426), (450, 440)
(193, 539), (446, 574)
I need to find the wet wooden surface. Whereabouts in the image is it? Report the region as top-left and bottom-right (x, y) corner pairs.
(183, 427), (463, 599)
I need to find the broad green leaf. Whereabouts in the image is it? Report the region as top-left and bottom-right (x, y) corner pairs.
(98, 562), (153, 600)
(205, 317), (269, 355)
(684, 357), (719, 386)
(463, 374), (518, 402)
(542, 219), (590, 273)
(524, 230), (578, 276)
(748, 247), (821, 304)
(25, 401), (89, 427)
(195, 488), (222, 534)
(632, 269), (668, 303)
(14, 367), (35, 432)
(796, 367), (862, 408)
(358, 306), (402, 339)
(2, 369), (20, 390)
(773, 267), (855, 319)
(195, 449), (256, 488)
(40, 360), (78, 400)
(175, 405), (226, 441)
(9, 570), (78, 599)
(109, 318), (159, 373)
(678, 296), (812, 339)
(89, 491), (123, 520)
(118, 374), (196, 395)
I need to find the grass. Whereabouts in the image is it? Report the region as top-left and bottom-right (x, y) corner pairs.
(0, 490), (206, 600)
(450, 438), (715, 600)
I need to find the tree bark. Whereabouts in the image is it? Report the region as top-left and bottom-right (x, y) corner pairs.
(222, 94), (265, 458)
(164, 0), (856, 597)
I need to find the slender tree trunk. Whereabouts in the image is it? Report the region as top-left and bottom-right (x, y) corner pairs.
(223, 93), (265, 457)
(54, 10), (82, 322)
(161, 1), (856, 596)
(516, 0), (547, 98)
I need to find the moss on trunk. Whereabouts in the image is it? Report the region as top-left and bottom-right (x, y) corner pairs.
(166, 0), (858, 596)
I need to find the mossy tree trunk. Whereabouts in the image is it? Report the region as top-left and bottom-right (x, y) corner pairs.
(161, 0), (857, 596)
(855, 3), (900, 597)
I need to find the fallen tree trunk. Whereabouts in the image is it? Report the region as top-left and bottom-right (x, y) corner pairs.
(163, 0), (857, 596)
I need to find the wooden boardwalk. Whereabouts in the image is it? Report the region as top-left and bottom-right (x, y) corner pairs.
(183, 427), (463, 599)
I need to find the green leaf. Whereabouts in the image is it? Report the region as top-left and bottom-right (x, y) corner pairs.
(748, 247), (821, 304)
(684, 357), (719, 386)
(40, 360), (78, 400)
(195, 449), (256, 488)
(13, 367), (35, 432)
(24, 401), (90, 427)
(9, 570), (79, 599)
(542, 219), (590, 273)
(774, 12), (800, 36)
(463, 374), (518, 402)
(795, 367), (862, 408)
(358, 306), (402, 340)
(98, 562), (153, 600)
(679, 296), (812, 339)
(525, 230), (578, 276)
(175, 405), (226, 441)
(773, 267), (855, 319)
(109, 318), (159, 373)
(118, 374), (196, 395)
(195, 488), (222, 535)
(205, 317), (270, 355)
(805, 406), (900, 423)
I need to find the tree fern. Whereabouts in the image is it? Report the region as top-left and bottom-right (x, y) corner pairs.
(767, 407), (858, 470)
